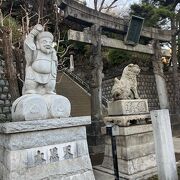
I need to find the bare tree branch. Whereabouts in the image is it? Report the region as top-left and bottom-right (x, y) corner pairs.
(106, 0), (118, 12)
(103, 5), (117, 10)
(20, 5), (30, 34)
(99, 0), (106, 12)
(43, 19), (49, 29)
(94, 0), (98, 11)
(58, 44), (73, 58)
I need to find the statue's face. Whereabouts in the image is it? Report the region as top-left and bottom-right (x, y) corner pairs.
(37, 37), (53, 54)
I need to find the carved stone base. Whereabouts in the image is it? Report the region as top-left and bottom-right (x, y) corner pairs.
(104, 114), (151, 127)
(12, 94), (71, 121)
(99, 124), (156, 179)
(0, 116), (95, 180)
(108, 99), (149, 116)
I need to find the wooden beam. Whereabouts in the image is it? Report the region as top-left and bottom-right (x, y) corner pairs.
(58, 0), (172, 42)
(68, 29), (154, 54)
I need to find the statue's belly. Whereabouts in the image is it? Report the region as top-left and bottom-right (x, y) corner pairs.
(32, 60), (51, 74)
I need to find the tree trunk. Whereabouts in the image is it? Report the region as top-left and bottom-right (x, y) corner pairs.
(2, 27), (20, 102)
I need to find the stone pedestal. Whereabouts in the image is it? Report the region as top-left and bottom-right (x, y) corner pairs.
(108, 99), (149, 116)
(12, 94), (71, 121)
(106, 99), (151, 126)
(0, 116), (95, 180)
(94, 99), (157, 179)
(94, 125), (157, 179)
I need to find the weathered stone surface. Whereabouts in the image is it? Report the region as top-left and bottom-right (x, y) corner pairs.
(0, 80), (5, 86)
(44, 94), (71, 118)
(3, 87), (8, 93)
(104, 114), (151, 126)
(102, 73), (159, 112)
(0, 100), (4, 105)
(1, 156), (94, 180)
(0, 114), (6, 120)
(58, 0), (171, 42)
(12, 94), (71, 121)
(5, 100), (11, 106)
(94, 166), (157, 180)
(0, 127), (86, 151)
(2, 107), (10, 113)
(104, 143), (155, 160)
(151, 109), (178, 180)
(104, 133), (153, 147)
(115, 132), (153, 147)
(102, 124), (153, 136)
(68, 29), (154, 54)
(0, 117), (95, 180)
(12, 94), (48, 121)
(0, 116), (91, 134)
(1, 94), (7, 100)
(100, 124), (156, 179)
(23, 24), (57, 95)
(10, 24), (71, 122)
(108, 99), (149, 115)
(111, 64), (140, 100)
(0, 140), (89, 170)
(102, 154), (156, 175)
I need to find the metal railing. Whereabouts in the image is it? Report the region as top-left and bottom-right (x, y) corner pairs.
(63, 69), (108, 106)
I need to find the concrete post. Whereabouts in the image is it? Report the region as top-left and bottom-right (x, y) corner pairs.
(150, 109), (178, 180)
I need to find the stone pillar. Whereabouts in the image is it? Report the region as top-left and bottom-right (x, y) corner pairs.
(150, 109), (178, 180)
(0, 116), (95, 180)
(88, 24), (104, 165)
(152, 40), (169, 109)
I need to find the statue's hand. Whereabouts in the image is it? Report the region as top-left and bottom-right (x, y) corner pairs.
(29, 24), (44, 37)
(34, 24), (44, 32)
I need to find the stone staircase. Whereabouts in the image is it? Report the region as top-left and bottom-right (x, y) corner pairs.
(56, 71), (91, 117)
(56, 70), (108, 117)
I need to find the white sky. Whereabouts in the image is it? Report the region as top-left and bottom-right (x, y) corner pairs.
(86, 0), (141, 16)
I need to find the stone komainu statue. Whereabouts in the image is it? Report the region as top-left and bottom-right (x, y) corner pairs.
(111, 64), (140, 100)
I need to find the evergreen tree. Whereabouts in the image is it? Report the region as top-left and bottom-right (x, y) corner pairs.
(130, 0), (180, 114)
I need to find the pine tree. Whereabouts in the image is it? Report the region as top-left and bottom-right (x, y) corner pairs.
(131, 0), (180, 114)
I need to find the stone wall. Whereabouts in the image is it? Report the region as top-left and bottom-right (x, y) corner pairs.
(0, 56), (12, 122)
(165, 72), (176, 114)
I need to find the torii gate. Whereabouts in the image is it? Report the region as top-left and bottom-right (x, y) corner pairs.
(57, 0), (171, 160)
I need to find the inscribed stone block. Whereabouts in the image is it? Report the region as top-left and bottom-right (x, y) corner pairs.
(108, 99), (149, 115)
(0, 116), (95, 180)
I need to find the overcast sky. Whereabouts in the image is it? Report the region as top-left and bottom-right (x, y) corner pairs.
(86, 0), (141, 16)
